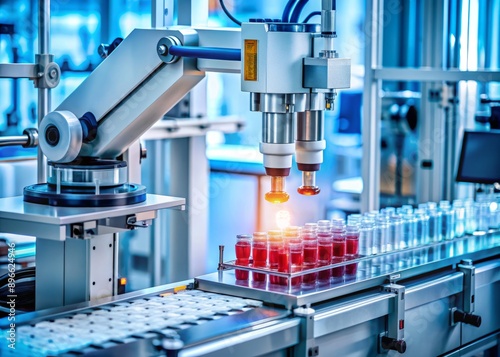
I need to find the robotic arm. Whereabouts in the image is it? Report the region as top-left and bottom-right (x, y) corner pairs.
(39, 27), (205, 163)
(33, 0), (350, 206)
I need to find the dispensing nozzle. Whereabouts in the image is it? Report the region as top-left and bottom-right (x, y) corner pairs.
(295, 110), (325, 196)
(297, 171), (321, 196)
(265, 176), (290, 204)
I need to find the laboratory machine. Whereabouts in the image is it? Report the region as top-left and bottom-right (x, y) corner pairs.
(0, 0), (499, 356)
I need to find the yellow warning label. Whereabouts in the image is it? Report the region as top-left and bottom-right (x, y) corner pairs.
(244, 39), (258, 81)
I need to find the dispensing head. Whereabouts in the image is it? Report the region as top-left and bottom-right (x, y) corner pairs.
(295, 110), (325, 196)
(241, 15), (350, 204)
(260, 109), (297, 204)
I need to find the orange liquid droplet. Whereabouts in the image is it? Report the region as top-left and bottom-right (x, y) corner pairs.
(297, 186), (321, 196)
(265, 191), (290, 204)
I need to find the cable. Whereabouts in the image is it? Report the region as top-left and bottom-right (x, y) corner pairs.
(290, 0), (310, 23)
(282, 0), (299, 22)
(168, 46), (241, 61)
(219, 0), (242, 26)
(303, 11), (321, 23)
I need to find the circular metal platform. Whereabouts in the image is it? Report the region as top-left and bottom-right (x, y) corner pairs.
(47, 159), (128, 187)
(23, 183), (147, 207)
(24, 159), (146, 207)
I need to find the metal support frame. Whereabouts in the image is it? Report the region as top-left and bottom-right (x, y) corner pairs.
(37, 0), (50, 183)
(362, 0), (383, 212)
(36, 234), (116, 310)
(152, 0), (174, 28)
(379, 283), (406, 354)
(0, 1), (59, 182)
(417, 0), (449, 203)
(458, 259), (476, 314)
(450, 259), (482, 328)
(374, 68), (500, 82)
(294, 306), (319, 357)
(167, 136), (209, 281)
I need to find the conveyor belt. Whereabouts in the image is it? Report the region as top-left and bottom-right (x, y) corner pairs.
(1, 290), (266, 356)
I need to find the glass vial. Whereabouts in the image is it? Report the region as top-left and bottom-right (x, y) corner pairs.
(345, 224), (359, 279)
(317, 220), (333, 284)
(235, 234), (252, 280)
(252, 232), (268, 282)
(284, 226), (303, 286)
(330, 218), (345, 282)
(301, 229), (318, 286)
(267, 230), (283, 285)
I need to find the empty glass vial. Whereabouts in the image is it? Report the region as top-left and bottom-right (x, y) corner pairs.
(374, 215), (388, 254)
(452, 200), (465, 238)
(492, 195), (500, 229)
(384, 207), (396, 216)
(402, 211), (417, 248)
(476, 195), (490, 232)
(414, 208), (429, 246)
(401, 205), (414, 213)
(464, 199), (478, 234)
(360, 217), (374, 256)
(389, 215), (403, 251)
(439, 200), (455, 240)
(427, 202), (443, 242)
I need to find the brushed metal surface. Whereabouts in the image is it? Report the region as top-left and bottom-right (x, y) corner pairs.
(0, 194), (184, 226)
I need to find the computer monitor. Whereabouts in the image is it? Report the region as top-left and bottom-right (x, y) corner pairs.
(456, 130), (500, 184)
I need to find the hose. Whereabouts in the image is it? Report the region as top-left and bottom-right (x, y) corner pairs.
(168, 46), (241, 61)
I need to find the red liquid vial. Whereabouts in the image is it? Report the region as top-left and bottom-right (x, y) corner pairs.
(268, 230), (283, 285)
(317, 220), (333, 284)
(331, 219), (346, 280)
(278, 246), (290, 286)
(235, 234), (252, 280)
(302, 231), (318, 286)
(345, 223), (360, 279)
(252, 232), (268, 282)
(285, 226), (303, 286)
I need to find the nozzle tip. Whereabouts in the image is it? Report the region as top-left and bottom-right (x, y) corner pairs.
(297, 186), (321, 196)
(265, 191), (290, 204)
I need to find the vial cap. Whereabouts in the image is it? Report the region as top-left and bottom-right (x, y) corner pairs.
(267, 230), (283, 242)
(284, 225), (301, 238)
(253, 232), (267, 242)
(236, 234), (252, 242)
